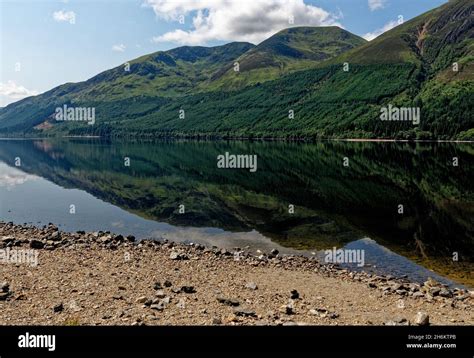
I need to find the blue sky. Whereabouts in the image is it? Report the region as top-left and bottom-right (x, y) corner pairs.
(0, 0), (447, 106)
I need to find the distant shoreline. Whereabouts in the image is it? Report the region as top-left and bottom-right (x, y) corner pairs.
(0, 136), (472, 144)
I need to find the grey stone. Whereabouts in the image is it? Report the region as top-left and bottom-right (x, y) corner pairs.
(217, 297), (240, 306)
(245, 282), (258, 290)
(233, 307), (257, 317)
(155, 290), (166, 298)
(170, 251), (189, 260)
(176, 298), (186, 309)
(135, 296), (147, 304)
(49, 231), (61, 241)
(439, 289), (453, 298)
(414, 312), (429, 326)
(429, 287), (441, 296)
(150, 304), (164, 311)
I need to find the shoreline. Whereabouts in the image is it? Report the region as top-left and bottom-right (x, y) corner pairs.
(0, 136), (473, 143)
(0, 222), (472, 326)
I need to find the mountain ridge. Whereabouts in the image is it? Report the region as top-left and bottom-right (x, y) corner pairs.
(0, 0), (472, 139)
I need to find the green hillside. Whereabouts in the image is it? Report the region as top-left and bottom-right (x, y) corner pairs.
(206, 26), (367, 90)
(0, 0), (472, 139)
(0, 42), (255, 131)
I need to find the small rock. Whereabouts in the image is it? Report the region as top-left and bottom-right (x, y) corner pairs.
(170, 251), (189, 260)
(49, 231), (61, 241)
(217, 297), (240, 306)
(164, 280), (172, 288)
(284, 300), (295, 315)
(393, 317), (407, 324)
(135, 296), (147, 304)
(309, 308), (327, 317)
(290, 289), (299, 299)
(220, 248), (231, 256)
(155, 290), (166, 298)
(29, 240), (44, 249)
(439, 289), (453, 298)
(423, 278), (438, 288)
(414, 312), (429, 326)
(0, 282), (9, 293)
(176, 298), (186, 309)
(429, 287), (441, 296)
(169, 251), (180, 260)
(245, 282), (258, 290)
(233, 307), (257, 317)
(150, 297), (170, 311)
(53, 303), (63, 313)
(391, 283), (402, 291)
(180, 286), (196, 294)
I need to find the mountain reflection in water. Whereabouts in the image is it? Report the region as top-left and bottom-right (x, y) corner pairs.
(0, 139), (472, 287)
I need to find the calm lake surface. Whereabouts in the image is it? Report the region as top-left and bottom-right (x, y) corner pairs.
(0, 139), (472, 287)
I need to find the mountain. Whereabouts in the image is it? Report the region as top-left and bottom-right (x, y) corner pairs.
(0, 27), (365, 135)
(334, 0), (473, 71)
(0, 41), (255, 132)
(207, 26), (366, 89)
(0, 0), (472, 139)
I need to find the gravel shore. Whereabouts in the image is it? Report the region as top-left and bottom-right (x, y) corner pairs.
(0, 222), (472, 326)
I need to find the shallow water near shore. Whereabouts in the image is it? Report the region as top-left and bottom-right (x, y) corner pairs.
(0, 139), (472, 287)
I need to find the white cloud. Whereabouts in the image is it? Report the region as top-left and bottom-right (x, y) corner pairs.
(0, 171), (38, 190)
(368, 0), (387, 11)
(53, 10), (76, 24)
(112, 44), (126, 52)
(363, 20), (398, 41)
(145, 0), (342, 45)
(0, 81), (38, 100)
